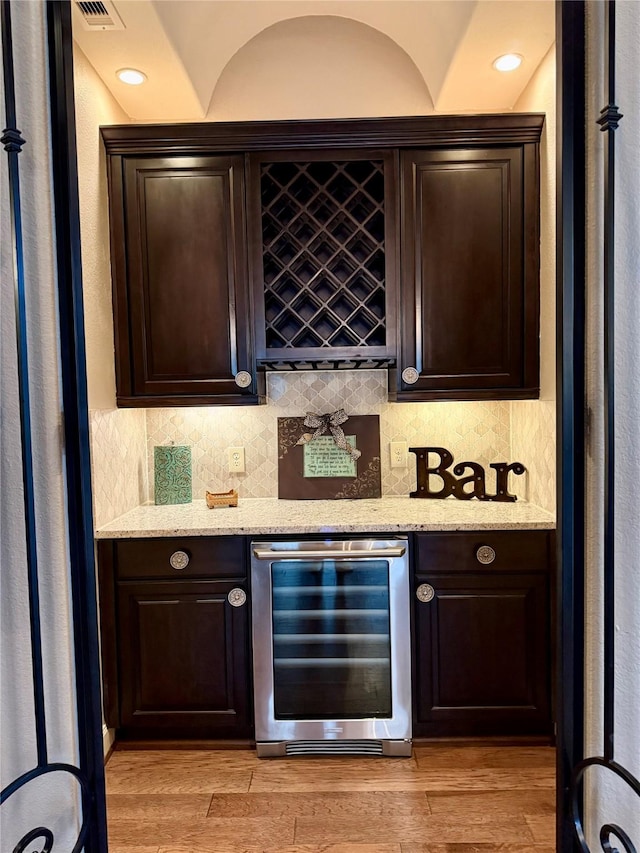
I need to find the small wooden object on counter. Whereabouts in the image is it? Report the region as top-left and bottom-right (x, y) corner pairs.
(206, 488), (239, 509)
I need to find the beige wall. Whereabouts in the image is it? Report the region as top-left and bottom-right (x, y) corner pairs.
(510, 44), (557, 515)
(74, 44), (127, 411)
(209, 15), (432, 120)
(74, 45), (149, 527)
(514, 44), (556, 403)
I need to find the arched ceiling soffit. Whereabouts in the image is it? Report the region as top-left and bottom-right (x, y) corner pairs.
(152, 0), (474, 115)
(208, 15), (433, 121)
(71, 0), (555, 121)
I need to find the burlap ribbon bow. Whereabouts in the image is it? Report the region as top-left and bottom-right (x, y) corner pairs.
(300, 409), (362, 460)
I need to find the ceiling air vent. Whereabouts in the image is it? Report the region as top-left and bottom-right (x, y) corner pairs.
(74, 0), (125, 31)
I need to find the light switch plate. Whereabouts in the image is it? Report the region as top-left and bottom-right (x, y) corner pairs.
(390, 441), (408, 468)
(228, 447), (245, 473)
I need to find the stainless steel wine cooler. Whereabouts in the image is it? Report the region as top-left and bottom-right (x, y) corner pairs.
(250, 538), (412, 757)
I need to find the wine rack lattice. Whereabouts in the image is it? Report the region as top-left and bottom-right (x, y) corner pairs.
(261, 160), (387, 352)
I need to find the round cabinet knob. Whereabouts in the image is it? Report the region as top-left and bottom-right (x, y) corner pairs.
(234, 371), (252, 389)
(169, 550), (190, 570)
(228, 588), (247, 607)
(476, 545), (496, 565)
(416, 583), (435, 603)
(402, 366), (419, 385)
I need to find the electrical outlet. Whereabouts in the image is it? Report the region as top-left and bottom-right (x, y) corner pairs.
(389, 441), (408, 468)
(227, 447), (245, 473)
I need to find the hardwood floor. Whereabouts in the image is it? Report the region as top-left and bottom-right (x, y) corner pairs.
(105, 744), (556, 853)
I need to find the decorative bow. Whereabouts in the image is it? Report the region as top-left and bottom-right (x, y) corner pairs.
(297, 409), (362, 460)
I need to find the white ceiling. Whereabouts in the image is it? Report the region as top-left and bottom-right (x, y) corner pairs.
(72, 0), (555, 122)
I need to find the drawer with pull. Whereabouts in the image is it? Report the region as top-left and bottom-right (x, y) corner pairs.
(113, 536), (245, 580)
(414, 530), (553, 576)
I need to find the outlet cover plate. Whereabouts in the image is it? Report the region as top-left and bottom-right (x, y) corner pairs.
(228, 446), (245, 473)
(390, 441), (408, 468)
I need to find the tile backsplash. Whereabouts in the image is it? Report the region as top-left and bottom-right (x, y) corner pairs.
(510, 399), (556, 513)
(91, 371), (556, 526)
(90, 408), (148, 528)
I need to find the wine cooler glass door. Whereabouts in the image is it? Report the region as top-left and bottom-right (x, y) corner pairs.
(271, 557), (392, 720)
(251, 539), (411, 746)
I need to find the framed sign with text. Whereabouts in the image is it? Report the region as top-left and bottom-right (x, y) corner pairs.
(277, 415), (381, 500)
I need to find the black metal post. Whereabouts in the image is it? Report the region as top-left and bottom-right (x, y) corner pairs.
(1, 1), (108, 850)
(567, 2), (639, 850)
(556, 1), (587, 850)
(596, 0), (622, 767)
(1, 0), (48, 770)
(46, 2), (109, 850)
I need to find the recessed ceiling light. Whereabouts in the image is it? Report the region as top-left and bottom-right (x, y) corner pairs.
(116, 68), (147, 85)
(493, 54), (523, 72)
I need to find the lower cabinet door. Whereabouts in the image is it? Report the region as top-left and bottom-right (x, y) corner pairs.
(413, 571), (552, 737)
(117, 579), (251, 736)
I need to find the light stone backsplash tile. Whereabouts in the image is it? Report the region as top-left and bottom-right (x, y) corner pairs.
(381, 398), (511, 497)
(145, 372), (522, 502)
(510, 399), (557, 513)
(146, 406), (277, 500)
(90, 409), (148, 527)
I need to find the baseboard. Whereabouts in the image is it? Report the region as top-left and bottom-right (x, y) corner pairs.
(411, 735), (555, 747)
(114, 738), (256, 750)
(103, 723), (116, 760)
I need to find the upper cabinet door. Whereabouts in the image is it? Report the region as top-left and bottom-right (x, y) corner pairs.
(397, 146), (540, 400)
(110, 155), (260, 406)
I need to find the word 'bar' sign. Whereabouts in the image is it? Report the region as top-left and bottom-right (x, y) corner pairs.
(410, 447), (526, 502)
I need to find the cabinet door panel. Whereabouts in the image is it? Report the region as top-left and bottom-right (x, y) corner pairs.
(117, 155), (257, 404)
(414, 572), (551, 737)
(117, 580), (251, 734)
(417, 161), (517, 378)
(398, 147), (539, 400)
(434, 586), (531, 707)
(135, 596), (229, 711)
(142, 173), (231, 377)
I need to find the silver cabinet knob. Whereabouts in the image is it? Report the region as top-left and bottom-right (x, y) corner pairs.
(234, 371), (252, 389)
(228, 588), (247, 607)
(476, 545), (496, 565)
(402, 366), (419, 385)
(169, 550), (190, 570)
(416, 583), (435, 603)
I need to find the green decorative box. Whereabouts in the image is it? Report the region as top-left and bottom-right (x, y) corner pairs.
(154, 445), (192, 505)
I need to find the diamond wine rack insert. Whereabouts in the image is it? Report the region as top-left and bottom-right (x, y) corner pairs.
(260, 159), (388, 355)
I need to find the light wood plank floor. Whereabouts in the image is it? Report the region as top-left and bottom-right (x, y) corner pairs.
(105, 744), (556, 853)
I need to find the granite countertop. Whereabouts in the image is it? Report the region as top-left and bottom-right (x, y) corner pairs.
(95, 497), (555, 538)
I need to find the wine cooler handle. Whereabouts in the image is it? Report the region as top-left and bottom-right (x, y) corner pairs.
(253, 546), (406, 560)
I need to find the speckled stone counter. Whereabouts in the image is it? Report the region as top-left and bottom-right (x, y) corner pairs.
(95, 497), (555, 539)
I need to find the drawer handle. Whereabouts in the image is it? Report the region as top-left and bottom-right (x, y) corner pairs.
(228, 588), (247, 607)
(476, 545), (496, 565)
(402, 366), (419, 385)
(169, 550), (190, 570)
(416, 583), (435, 603)
(234, 370), (252, 389)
